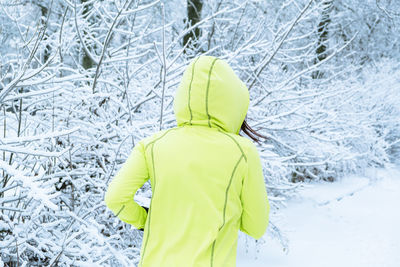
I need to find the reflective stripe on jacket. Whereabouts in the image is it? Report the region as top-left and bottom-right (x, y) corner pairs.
(105, 55), (270, 267)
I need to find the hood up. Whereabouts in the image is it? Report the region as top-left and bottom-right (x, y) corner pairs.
(173, 56), (249, 135)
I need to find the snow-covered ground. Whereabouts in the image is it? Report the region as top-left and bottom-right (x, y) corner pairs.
(238, 165), (400, 267)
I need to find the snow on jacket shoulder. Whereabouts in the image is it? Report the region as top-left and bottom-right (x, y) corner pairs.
(104, 55), (270, 267)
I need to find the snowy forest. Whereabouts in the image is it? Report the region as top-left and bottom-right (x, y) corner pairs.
(1, 0), (400, 266)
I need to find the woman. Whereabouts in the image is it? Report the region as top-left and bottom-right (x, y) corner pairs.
(104, 55), (270, 267)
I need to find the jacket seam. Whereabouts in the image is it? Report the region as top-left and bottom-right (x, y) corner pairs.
(139, 141), (151, 186)
(216, 129), (248, 162)
(140, 143), (156, 267)
(220, 154), (244, 231)
(144, 127), (180, 151)
(210, 154), (244, 267)
(205, 58), (219, 128)
(140, 127), (180, 266)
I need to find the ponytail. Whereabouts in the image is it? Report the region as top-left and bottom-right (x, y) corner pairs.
(240, 119), (268, 144)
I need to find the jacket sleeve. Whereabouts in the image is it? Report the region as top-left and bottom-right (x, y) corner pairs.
(239, 142), (270, 239)
(104, 140), (149, 230)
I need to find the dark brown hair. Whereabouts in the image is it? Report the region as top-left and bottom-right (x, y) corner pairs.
(240, 119), (268, 144)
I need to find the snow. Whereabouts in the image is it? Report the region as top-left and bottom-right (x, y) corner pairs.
(238, 165), (400, 267)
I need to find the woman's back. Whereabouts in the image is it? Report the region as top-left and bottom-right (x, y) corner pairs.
(105, 56), (269, 267)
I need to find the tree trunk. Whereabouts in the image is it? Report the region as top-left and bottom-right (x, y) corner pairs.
(81, 0), (94, 69)
(312, 0), (333, 79)
(183, 0), (203, 54)
(39, 3), (51, 63)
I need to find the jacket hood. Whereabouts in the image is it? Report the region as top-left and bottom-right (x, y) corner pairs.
(173, 56), (249, 134)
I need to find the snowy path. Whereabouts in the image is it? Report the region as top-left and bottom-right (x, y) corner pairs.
(237, 166), (400, 267)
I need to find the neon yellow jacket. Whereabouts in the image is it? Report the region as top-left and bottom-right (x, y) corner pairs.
(104, 56), (270, 267)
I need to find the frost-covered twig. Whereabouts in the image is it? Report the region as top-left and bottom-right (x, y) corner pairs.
(92, 0), (134, 94)
(0, 146), (70, 157)
(248, 0), (314, 90)
(0, 127), (79, 145)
